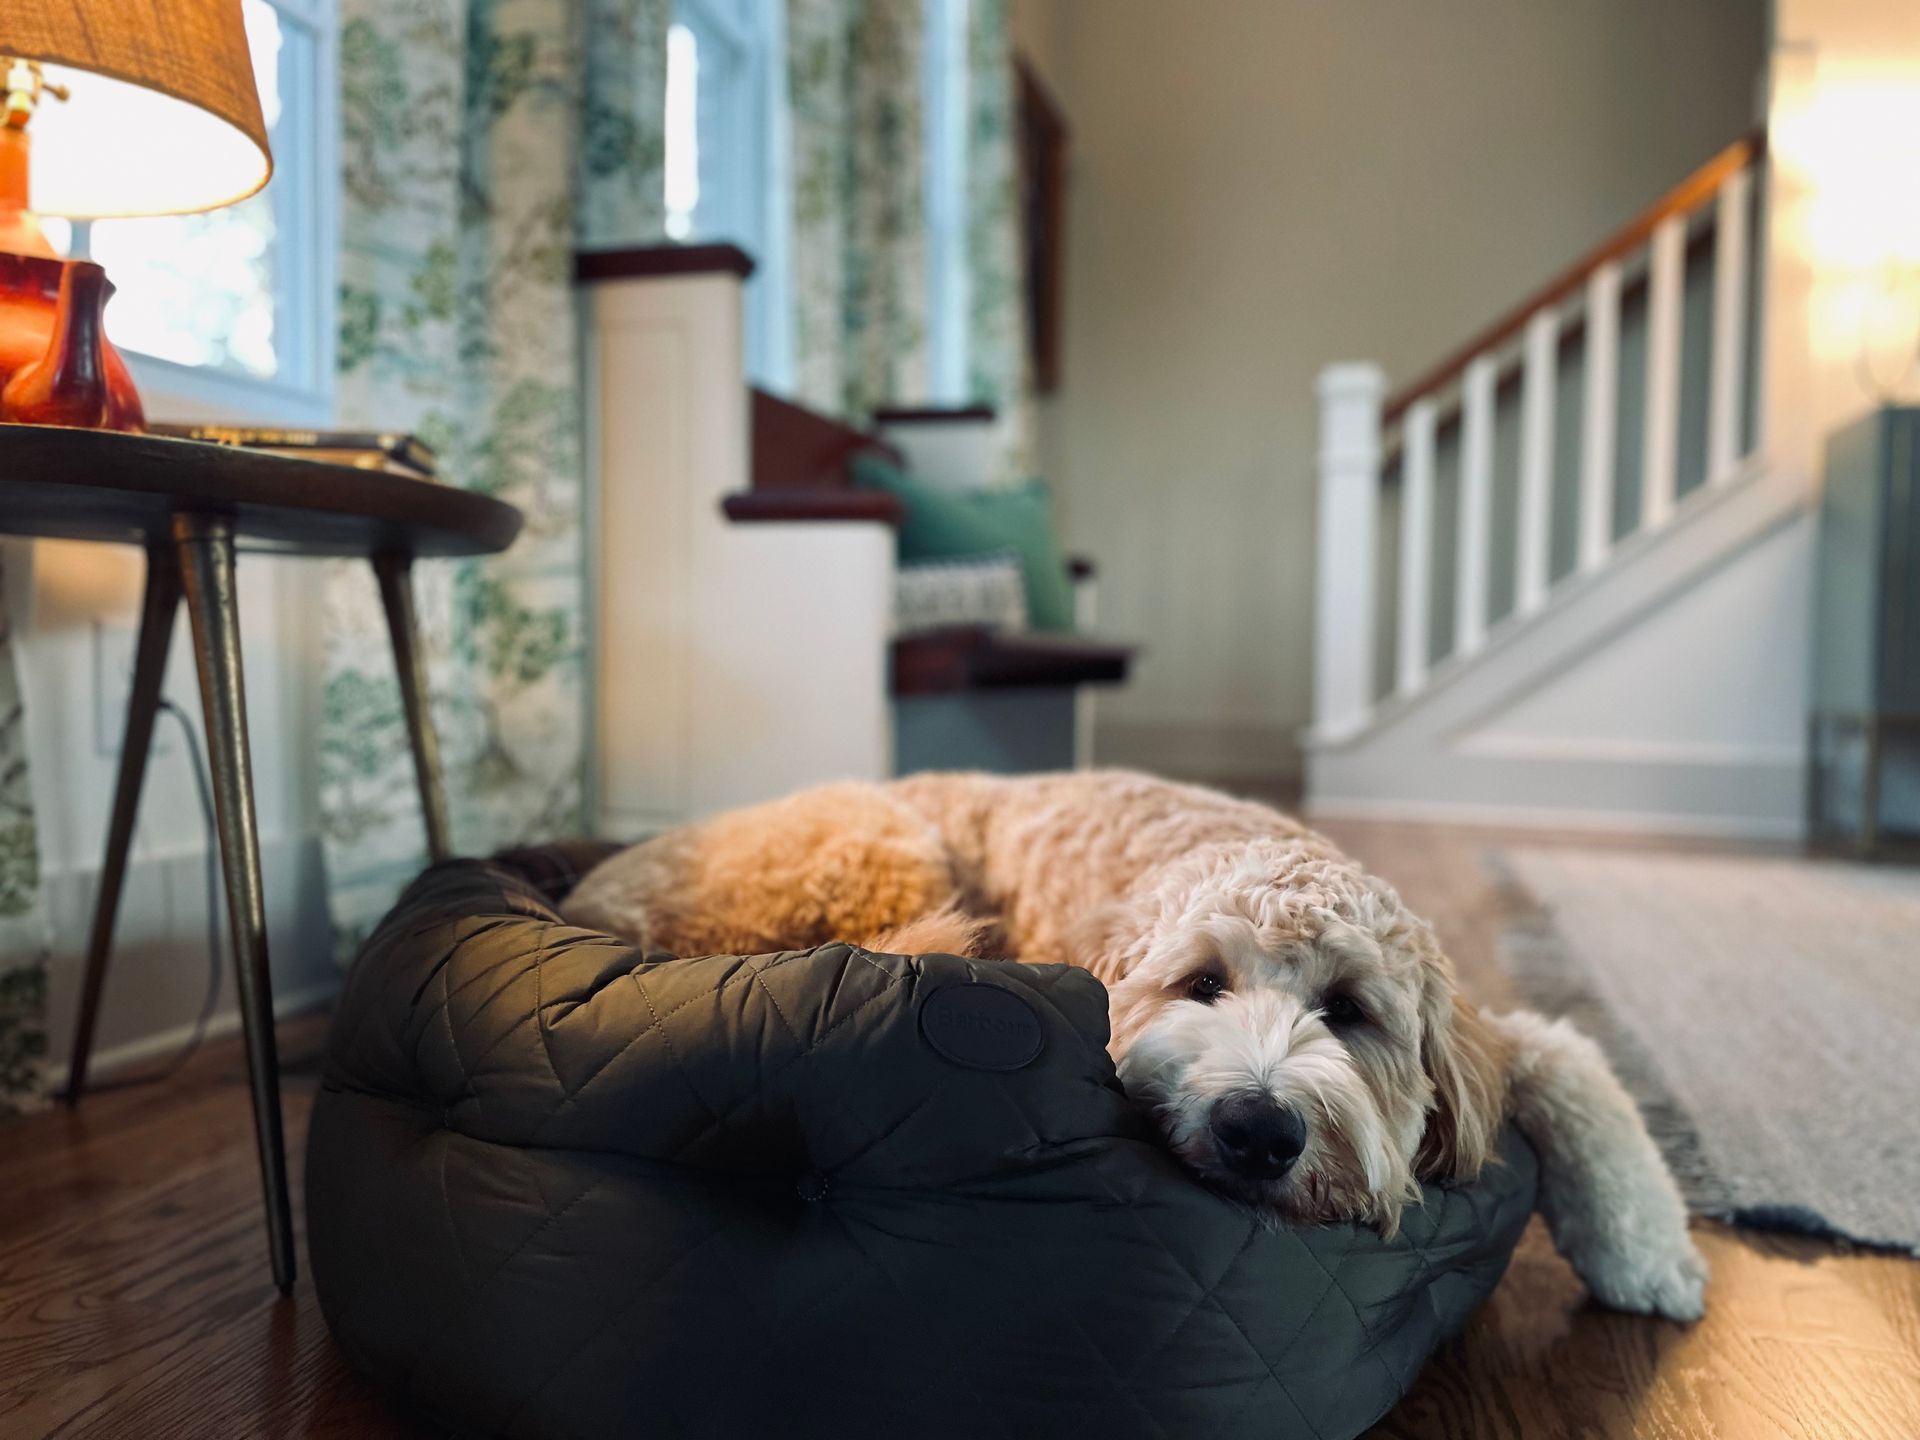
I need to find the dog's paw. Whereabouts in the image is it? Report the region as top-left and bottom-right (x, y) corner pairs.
(1567, 1225), (1708, 1321)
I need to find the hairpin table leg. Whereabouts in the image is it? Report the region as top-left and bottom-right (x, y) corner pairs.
(373, 551), (451, 863)
(63, 543), (182, 1103)
(175, 511), (294, 1295)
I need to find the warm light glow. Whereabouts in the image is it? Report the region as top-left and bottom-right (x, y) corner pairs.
(21, 538), (144, 629)
(24, 63), (272, 218)
(1774, 74), (1920, 269)
(1771, 60), (1920, 397)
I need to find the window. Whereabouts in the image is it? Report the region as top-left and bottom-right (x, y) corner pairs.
(666, 0), (792, 391)
(659, 0), (971, 405)
(57, 0), (338, 425)
(922, 0), (971, 404)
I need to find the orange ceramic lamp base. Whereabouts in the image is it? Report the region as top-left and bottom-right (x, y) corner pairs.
(0, 123), (55, 257)
(0, 94), (145, 432)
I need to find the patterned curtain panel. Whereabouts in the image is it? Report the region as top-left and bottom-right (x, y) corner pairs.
(320, 0), (668, 951)
(788, 0), (1032, 480)
(0, 556), (51, 1115)
(789, 0), (929, 419)
(963, 0), (1033, 482)
(578, 0), (671, 251)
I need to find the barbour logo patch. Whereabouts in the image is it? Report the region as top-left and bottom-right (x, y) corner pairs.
(919, 983), (1045, 1072)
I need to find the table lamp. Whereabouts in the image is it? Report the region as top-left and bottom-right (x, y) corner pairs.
(0, 1), (273, 431)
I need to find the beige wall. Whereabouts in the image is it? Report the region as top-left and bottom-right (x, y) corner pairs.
(1012, 0), (1766, 780)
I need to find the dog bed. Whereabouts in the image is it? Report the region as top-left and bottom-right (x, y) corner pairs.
(307, 845), (1537, 1440)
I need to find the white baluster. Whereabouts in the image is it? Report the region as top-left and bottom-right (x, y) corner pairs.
(1707, 165), (1752, 485)
(1516, 307), (1558, 616)
(1454, 354), (1495, 658)
(1396, 398), (1437, 696)
(1312, 363), (1386, 738)
(1641, 214), (1685, 529)
(1578, 261), (1621, 573)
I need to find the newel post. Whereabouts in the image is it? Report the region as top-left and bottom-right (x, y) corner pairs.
(1312, 363), (1385, 740)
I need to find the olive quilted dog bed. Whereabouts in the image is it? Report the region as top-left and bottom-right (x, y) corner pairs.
(308, 847), (1536, 1440)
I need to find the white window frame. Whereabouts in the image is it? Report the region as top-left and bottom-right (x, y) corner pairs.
(73, 0), (339, 427)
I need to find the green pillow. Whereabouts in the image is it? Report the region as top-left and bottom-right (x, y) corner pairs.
(853, 453), (1077, 631)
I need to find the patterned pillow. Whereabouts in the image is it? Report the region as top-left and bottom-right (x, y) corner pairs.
(892, 552), (1028, 638)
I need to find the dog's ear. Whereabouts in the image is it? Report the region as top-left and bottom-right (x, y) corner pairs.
(1410, 929), (1512, 1183)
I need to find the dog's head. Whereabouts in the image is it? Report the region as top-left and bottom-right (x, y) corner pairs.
(1081, 838), (1509, 1234)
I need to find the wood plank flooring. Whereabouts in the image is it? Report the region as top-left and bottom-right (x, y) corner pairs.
(0, 817), (1914, 1438)
(1319, 816), (1920, 1440)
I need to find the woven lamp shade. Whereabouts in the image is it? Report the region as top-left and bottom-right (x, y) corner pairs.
(0, 0), (271, 217)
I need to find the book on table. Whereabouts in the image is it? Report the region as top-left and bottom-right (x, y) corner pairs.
(148, 422), (438, 480)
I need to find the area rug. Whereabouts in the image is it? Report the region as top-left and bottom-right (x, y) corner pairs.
(1492, 846), (1920, 1255)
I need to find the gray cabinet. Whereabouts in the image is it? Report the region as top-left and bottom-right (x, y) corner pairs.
(1810, 406), (1920, 852)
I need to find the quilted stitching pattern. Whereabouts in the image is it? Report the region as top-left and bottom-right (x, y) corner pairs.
(308, 856), (1536, 1440)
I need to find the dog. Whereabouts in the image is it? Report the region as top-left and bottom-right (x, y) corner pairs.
(565, 769), (1706, 1319)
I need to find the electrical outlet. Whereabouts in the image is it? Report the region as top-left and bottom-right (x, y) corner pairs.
(93, 620), (171, 758)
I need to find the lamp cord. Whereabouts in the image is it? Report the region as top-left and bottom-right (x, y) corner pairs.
(86, 697), (224, 1093)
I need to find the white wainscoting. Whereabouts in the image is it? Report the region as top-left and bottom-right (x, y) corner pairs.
(38, 833), (337, 1084)
(1305, 463), (1814, 838)
(13, 541), (337, 1078)
(582, 265), (893, 838)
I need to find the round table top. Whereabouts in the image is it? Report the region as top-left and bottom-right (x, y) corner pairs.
(0, 424), (523, 559)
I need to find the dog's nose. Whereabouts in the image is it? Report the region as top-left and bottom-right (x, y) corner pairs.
(1210, 1096), (1307, 1180)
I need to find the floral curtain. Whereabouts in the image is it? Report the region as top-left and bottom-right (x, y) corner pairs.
(319, 0), (668, 949)
(0, 555), (50, 1116)
(787, 0), (1031, 479)
(962, 0), (1032, 481)
(789, 0), (929, 419)
(319, 0), (1031, 944)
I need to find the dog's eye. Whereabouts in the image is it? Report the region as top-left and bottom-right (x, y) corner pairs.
(1320, 992), (1366, 1028)
(1187, 972), (1226, 1004)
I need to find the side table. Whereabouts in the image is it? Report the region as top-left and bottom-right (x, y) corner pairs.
(0, 423), (522, 1293)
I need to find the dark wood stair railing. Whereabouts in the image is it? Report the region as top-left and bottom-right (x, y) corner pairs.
(1382, 126), (1766, 429)
(1381, 215), (1734, 474)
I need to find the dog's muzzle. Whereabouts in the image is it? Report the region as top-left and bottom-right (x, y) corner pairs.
(1210, 1095), (1307, 1181)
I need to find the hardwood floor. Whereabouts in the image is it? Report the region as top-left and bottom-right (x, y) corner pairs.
(1320, 816), (1920, 1440)
(0, 1015), (430, 1440)
(1, 818), (1915, 1438)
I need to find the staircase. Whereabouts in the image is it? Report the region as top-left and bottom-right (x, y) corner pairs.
(1304, 130), (1815, 838)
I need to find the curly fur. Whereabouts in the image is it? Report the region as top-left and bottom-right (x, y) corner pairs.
(566, 770), (1705, 1318)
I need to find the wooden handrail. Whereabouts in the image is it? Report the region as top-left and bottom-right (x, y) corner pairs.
(1378, 217), (1722, 474)
(1381, 127), (1765, 425)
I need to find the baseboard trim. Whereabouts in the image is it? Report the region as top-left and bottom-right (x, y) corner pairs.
(38, 830), (338, 1086)
(1304, 794), (1806, 842)
(43, 978), (340, 1093)
(1455, 735), (1804, 768)
(1097, 720), (1301, 782)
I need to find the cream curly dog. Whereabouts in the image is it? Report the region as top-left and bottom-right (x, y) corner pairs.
(566, 769), (1706, 1319)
